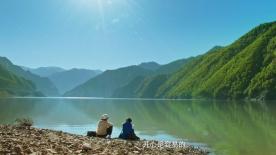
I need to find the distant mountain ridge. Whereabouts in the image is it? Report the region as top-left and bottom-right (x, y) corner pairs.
(138, 62), (161, 70)
(0, 57), (61, 97)
(112, 21), (276, 100)
(154, 56), (200, 75)
(65, 55), (200, 98)
(21, 66), (66, 77)
(0, 64), (44, 97)
(111, 49), (220, 98)
(64, 66), (154, 97)
(20, 66), (103, 95)
(48, 68), (101, 94)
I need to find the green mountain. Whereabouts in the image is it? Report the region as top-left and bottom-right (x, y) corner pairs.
(21, 66), (66, 77)
(0, 64), (44, 97)
(63, 66), (154, 97)
(0, 57), (61, 97)
(66, 56), (202, 98)
(92, 70), (103, 75)
(138, 62), (161, 70)
(154, 56), (200, 75)
(133, 74), (170, 98)
(48, 68), (101, 95)
(111, 53), (218, 98)
(111, 76), (147, 98)
(123, 21), (276, 100)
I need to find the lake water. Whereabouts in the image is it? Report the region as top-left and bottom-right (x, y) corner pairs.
(0, 97), (276, 155)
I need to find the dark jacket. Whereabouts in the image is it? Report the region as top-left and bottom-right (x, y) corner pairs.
(119, 121), (134, 139)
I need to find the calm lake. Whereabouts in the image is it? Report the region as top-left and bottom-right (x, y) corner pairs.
(0, 97), (276, 155)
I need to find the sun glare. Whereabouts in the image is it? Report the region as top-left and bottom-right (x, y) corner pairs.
(74, 0), (133, 11)
(70, 0), (141, 37)
(76, 0), (101, 9)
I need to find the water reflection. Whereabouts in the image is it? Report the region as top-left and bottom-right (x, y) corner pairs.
(0, 98), (276, 155)
(0, 98), (53, 123)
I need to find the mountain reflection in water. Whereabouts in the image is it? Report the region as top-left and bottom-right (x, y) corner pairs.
(0, 98), (275, 155)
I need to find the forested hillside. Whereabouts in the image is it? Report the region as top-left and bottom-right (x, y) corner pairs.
(64, 21), (276, 100)
(0, 57), (61, 96)
(131, 21), (276, 100)
(0, 64), (44, 97)
(66, 56), (201, 98)
(154, 56), (200, 75)
(111, 76), (147, 98)
(63, 66), (154, 97)
(111, 47), (222, 98)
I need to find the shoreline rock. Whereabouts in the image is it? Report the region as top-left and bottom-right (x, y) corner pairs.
(0, 125), (208, 154)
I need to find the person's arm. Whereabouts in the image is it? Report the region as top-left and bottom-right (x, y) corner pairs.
(108, 122), (113, 127)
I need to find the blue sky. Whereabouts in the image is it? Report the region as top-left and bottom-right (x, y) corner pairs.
(1, 0), (276, 70)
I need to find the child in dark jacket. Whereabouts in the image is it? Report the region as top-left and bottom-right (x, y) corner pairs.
(119, 118), (140, 140)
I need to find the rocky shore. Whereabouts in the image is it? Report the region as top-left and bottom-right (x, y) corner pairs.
(0, 125), (208, 154)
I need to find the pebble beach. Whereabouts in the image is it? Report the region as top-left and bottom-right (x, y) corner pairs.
(0, 125), (209, 154)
